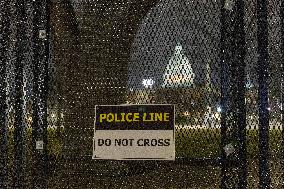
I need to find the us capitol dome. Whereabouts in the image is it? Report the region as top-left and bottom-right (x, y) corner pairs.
(127, 42), (203, 110)
(162, 42), (195, 88)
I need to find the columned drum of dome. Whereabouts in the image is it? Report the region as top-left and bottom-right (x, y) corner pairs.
(128, 0), (220, 90)
(162, 42), (195, 88)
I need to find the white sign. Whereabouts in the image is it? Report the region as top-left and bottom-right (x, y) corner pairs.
(93, 104), (175, 160)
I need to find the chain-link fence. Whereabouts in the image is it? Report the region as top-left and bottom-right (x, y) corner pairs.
(1, 0), (284, 188)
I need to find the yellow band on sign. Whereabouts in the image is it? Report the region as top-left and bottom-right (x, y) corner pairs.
(99, 112), (170, 123)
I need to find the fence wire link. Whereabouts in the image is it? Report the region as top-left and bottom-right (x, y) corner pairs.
(1, 0), (284, 188)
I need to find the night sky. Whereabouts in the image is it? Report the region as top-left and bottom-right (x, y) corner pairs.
(69, 0), (282, 96)
(128, 0), (220, 89)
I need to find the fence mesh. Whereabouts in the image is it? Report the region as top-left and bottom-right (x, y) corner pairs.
(1, 0), (284, 188)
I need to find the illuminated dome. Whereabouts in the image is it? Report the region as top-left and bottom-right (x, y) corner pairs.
(128, 0), (220, 90)
(162, 42), (195, 88)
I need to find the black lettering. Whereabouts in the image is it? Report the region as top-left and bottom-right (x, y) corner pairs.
(129, 139), (134, 146)
(137, 139), (170, 146)
(164, 139), (170, 146)
(151, 139), (157, 146)
(144, 139), (150, 146)
(98, 139), (104, 146)
(158, 139), (164, 146)
(115, 139), (122, 146)
(98, 139), (112, 146)
(122, 139), (128, 146)
(137, 139), (144, 146)
(105, 139), (111, 146)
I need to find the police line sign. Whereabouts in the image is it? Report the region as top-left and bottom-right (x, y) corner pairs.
(93, 104), (175, 160)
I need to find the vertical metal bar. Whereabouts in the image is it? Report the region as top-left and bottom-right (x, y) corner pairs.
(257, 0), (270, 188)
(220, 1), (240, 188)
(42, 0), (51, 187)
(220, 1), (247, 187)
(32, 0), (50, 188)
(280, 0), (284, 185)
(0, 1), (10, 188)
(234, 0), (247, 188)
(14, 0), (27, 188)
(220, 0), (229, 188)
(31, 0), (40, 188)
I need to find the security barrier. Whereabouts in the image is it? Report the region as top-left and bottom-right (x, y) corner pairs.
(1, 0), (284, 188)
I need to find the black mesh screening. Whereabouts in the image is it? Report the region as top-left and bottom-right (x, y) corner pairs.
(1, 0), (284, 188)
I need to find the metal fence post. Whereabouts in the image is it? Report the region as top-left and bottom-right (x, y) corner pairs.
(14, 0), (28, 188)
(220, 0), (247, 188)
(257, 0), (270, 188)
(42, 0), (51, 187)
(32, 0), (50, 188)
(280, 0), (284, 186)
(220, 0), (229, 188)
(31, 0), (41, 187)
(234, 0), (247, 188)
(0, 1), (10, 188)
